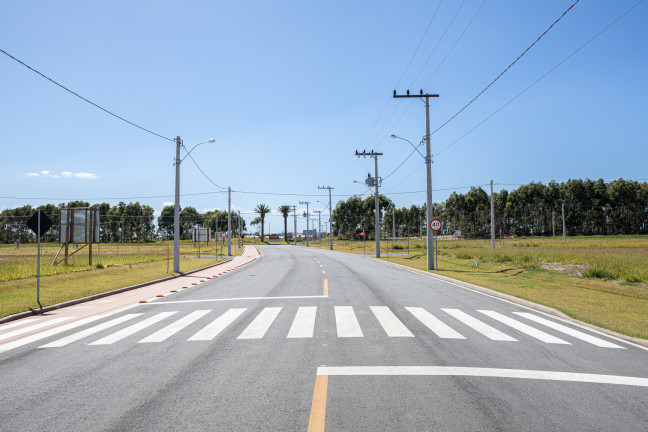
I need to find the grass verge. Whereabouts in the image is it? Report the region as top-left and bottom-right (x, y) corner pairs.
(381, 253), (648, 340)
(0, 256), (227, 318)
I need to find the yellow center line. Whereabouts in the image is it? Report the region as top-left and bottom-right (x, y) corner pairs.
(307, 374), (328, 432)
(321, 270), (326, 274)
(323, 279), (328, 297)
(319, 265), (323, 268)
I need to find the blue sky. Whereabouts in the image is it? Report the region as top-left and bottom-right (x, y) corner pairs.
(2, 0), (647, 233)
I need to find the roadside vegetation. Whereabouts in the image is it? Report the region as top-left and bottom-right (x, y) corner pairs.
(0, 240), (242, 318)
(305, 235), (648, 339)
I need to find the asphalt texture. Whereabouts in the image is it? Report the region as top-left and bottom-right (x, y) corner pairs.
(0, 245), (646, 431)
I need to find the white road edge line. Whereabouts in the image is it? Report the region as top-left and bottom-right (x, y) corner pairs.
(374, 259), (648, 351)
(316, 366), (648, 387)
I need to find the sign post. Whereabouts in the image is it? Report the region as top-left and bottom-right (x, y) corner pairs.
(27, 210), (53, 311)
(429, 219), (442, 270)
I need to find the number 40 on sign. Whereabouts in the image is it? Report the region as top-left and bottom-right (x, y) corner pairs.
(430, 219), (442, 231)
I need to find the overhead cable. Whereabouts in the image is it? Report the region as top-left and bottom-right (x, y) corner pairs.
(435, 0), (642, 158)
(0, 49), (174, 142)
(429, 0), (580, 137)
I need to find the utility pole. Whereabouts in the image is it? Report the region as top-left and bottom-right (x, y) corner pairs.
(491, 180), (495, 249)
(173, 136), (182, 273)
(238, 210), (241, 248)
(318, 186), (334, 250)
(290, 205), (297, 245)
(392, 206), (395, 248)
(355, 150), (383, 258)
(562, 204), (567, 242)
(393, 90), (439, 270)
(300, 201), (310, 247)
(227, 186), (232, 256)
(314, 210), (322, 247)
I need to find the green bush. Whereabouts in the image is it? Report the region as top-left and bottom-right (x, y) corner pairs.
(493, 253), (514, 263)
(392, 244), (404, 250)
(455, 250), (474, 260)
(95, 263), (104, 269)
(583, 267), (616, 280)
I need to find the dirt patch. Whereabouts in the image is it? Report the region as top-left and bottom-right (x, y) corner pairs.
(540, 262), (591, 276)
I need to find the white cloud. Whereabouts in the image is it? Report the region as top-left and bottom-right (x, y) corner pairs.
(74, 172), (97, 179)
(162, 202), (174, 207)
(25, 170), (97, 179)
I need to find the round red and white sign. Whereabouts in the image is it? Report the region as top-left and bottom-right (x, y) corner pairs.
(429, 219), (442, 231)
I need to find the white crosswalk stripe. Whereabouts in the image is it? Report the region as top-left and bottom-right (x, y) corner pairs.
(442, 309), (516, 341)
(406, 307), (465, 339)
(238, 307), (282, 339)
(0, 315), (106, 354)
(0, 318), (41, 331)
(370, 306), (414, 337)
(287, 307), (317, 338)
(188, 308), (246, 341)
(478, 310), (570, 344)
(0, 317), (72, 342)
(0, 306), (626, 352)
(139, 310), (212, 343)
(40, 314), (144, 348)
(89, 312), (178, 345)
(335, 306), (363, 337)
(514, 312), (624, 349)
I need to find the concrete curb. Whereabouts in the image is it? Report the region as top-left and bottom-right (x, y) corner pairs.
(0, 258), (234, 325)
(372, 258), (648, 350)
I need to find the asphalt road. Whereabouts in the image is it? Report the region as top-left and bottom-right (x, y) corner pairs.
(0, 245), (646, 431)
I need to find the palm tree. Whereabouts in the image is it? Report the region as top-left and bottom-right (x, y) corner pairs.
(254, 204), (271, 241)
(278, 205), (291, 242)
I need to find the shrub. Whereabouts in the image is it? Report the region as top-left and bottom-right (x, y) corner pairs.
(493, 253), (514, 263)
(393, 244), (404, 250)
(95, 263), (104, 269)
(583, 267), (615, 280)
(456, 250), (474, 260)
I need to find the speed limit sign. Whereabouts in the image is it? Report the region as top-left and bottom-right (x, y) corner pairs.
(430, 219), (442, 231)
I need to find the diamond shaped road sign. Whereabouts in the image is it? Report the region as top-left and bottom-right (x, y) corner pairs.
(26, 210), (53, 237)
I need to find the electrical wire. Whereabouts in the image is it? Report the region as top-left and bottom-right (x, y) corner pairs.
(358, 0), (444, 148)
(0, 49), (174, 142)
(407, 0), (467, 88)
(434, 0), (643, 159)
(421, 0), (487, 88)
(429, 0), (580, 137)
(184, 152), (227, 190)
(383, 139), (425, 181)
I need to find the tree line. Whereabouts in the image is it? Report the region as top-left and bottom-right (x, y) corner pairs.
(332, 178), (648, 238)
(0, 202), (246, 243)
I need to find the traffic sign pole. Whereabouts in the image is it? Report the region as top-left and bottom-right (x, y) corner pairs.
(37, 210), (41, 310)
(429, 219), (442, 270)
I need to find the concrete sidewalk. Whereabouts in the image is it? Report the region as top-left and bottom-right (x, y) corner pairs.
(0, 246), (261, 347)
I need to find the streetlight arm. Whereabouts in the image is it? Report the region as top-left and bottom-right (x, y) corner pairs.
(180, 139), (215, 162)
(390, 135), (425, 160)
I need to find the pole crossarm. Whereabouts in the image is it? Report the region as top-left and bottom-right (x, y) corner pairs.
(392, 90), (440, 270)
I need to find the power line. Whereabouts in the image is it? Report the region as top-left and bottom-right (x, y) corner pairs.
(407, 0), (467, 88)
(395, 0), (445, 89)
(184, 152), (227, 190)
(429, 0), (580, 137)
(421, 0), (488, 88)
(383, 138), (425, 181)
(435, 0), (642, 158)
(0, 49), (174, 142)
(358, 0), (444, 148)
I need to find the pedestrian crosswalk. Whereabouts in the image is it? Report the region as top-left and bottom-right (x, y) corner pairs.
(0, 305), (626, 353)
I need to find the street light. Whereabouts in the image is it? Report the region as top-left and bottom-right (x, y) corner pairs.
(390, 133), (435, 270)
(173, 137), (215, 273)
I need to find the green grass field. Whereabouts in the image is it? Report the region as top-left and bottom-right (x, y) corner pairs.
(0, 240), (243, 318)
